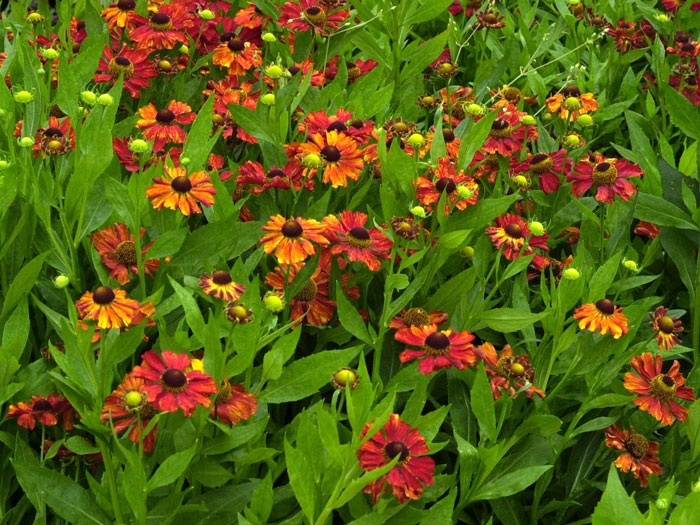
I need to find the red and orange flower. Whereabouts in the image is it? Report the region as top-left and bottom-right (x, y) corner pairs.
(481, 112), (532, 156)
(136, 100), (196, 151)
(486, 214), (549, 260)
(278, 0), (350, 34)
(476, 343), (544, 400)
(416, 158), (479, 214)
(324, 211), (393, 271)
(357, 414), (435, 503)
(211, 380), (257, 425)
(76, 286), (141, 330)
(298, 131), (364, 188)
(8, 394), (74, 430)
(212, 36), (262, 77)
(90, 223), (159, 285)
(260, 215), (330, 265)
(604, 425), (662, 487)
(129, 6), (192, 50)
(389, 308), (448, 337)
(649, 307), (683, 351)
(101, 374), (158, 452)
(200, 270), (246, 302)
(511, 150), (571, 194)
(623, 352), (695, 425)
(102, 0), (145, 30)
(568, 157), (643, 203)
(545, 86), (598, 121)
(573, 299), (629, 339)
(396, 324), (476, 375)
(94, 44), (157, 99)
(146, 166), (216, 216)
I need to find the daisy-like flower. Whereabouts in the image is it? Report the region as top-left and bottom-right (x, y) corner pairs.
(476, 10), (506, 29)
(260, 215), (330, 265)
(604, 425), (662, 487)
(94, 45), (157, 99)
(512, 150), (571, 194)
(33, 117), (75, 157)
(102, 0), (145, 30)
(90, 223), (159, 285)
(485, 214), (549, 261)
(212, 37), (262, 77)
(357, 413), (435, 503)
(395, 324), (476, 375)
(234, 4), (266, 28)
(545, 86), (598, 121)
(287, 60), (326, 87)
(132, 351), (218, 416)
(568, 157), (643, 203)
(389, 216), (425, 241)
(200, 270), (246, 302)
(415, 158), (479, 214)
(624, 353), (695, 425)
(389, 308), (448, 337)
(476, 343), (544, 400)
(101, 374), (158, 452)
(265, 264), (337, 326)
(278, 0), (350, 34)
(606, 20), (645, 52)
(324, 211), (393, 271)
(298, 131), (364, 188)
(236, 160), (313, 194)
(649, 307), (684, 351)
(76, 286), (141, 330)
(129, 7), (191, 50)
(668, 40), (700, 60)
(211, 380), (257, 425)
(7, 394), (74, 430)
(573, 299), (629, 339)
(136, 100), (196, 151)
(493, 85), (523, 108)
(482, 112), (531, 156)
(146, 166), (216, 216)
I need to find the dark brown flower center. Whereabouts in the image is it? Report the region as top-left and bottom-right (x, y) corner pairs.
(150, 12), (172, 30)
(295, 279), (318, 302)
(320, 145), (341, 162)
(288, 66), (300, 76)
(484, 13), (498, 23)
(349, 226), (370, 240)
(624, 433), (649, 459)
(140, 402), (158, 419)
(228, 38), (245, 52)
(435, 177), (456, 194)
(117, 0), (136, 9)
(114, 241), (137, 266)
(281, 219), (303, 238)
(44, 127), (63, 138)
(403, 307), (430, 327)
(212, 270), (233, 285)
(658, 316), (676, 334)
(592, 162), (618, 186)
(563, 86), (581, 97)
(384, 441), (409, 462)
(162, 369), (187, 389)
(425, 332), (450, 352)
(530, 153), (553, 173)
(490, 119), (512, 138)
(33, 400), (53, 412)
(267, 168), (287, 179)
(93, 286), (115, 305)
(595, 299), (615, 315)
(171, 175), (192, 193)
(115, 56), (131, 67)
(347, 226), (372, 248)
(650, 373), (677, 401)
(681, 42), (696, 52)
(109, 56), (135, 79)
(156, 109), (175, 124)
(504, 223), (523, 239)
(504, 87), (521, 101)
(442, 129), (456, 143)
(303, 6), (326, 25)
(327, 121), (347, 133)
(676, 31), (691, 43)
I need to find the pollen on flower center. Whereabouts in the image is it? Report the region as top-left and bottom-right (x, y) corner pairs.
(490, 119), (513, 138)
(150, 12), (172, 31)
(435, 177), (457, 194)
(403, 307), (430, 327)
(347, 226), (372, 248)
(504, 87), (521, 101)
(171, 175), (193, 193)
(320, 145), (341, 162)
(596, 298), (615, 315)
(227, 38), (245, 52)
(294, 279), (318, 302)
(384, 441), (410, 462)
(328, 121), (347, 133)
(658, 316), (675, 334)
(504, 223), (523, 238)
(303, 6), (326, 25)
(281, 219), (303, 238)
(114, 241), (137, 266)
(624, 433), (649, 459)
(425, 332), (450, 354)
(592, 162), (618, 186)
(93, 286), (116, 305)
(496, 356), (513, 376)
(162, 369), (187, 390)
(530, 153), (553, 173)
(212, 270), (233, 285)
(33, 400), (53, 412)
(649, 374), (677, 401)
(156, 109), (176, 124)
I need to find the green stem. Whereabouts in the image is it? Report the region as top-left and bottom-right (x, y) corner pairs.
(97, 439), (124, 524)
(693, 246), (700, 366)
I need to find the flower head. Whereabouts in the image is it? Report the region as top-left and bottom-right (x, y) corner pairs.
(278, 0), (350, 34)
(396, 324), (476, 375)
(200, 270), (246, 302)
(212, 36), (262, 76)
(8, 394), (74, 430)
(573, 299), (629, 339)
(568, 157), (643, 203)
(211, 380), (257, 425)
(485, 214), (549, 260)
(604, 425), (662, 487)
(546, 86), (598, 121)
(76, 286), (141, 330)
(102, 0), (145, 30)
(298, 131), (364, 188)
(324, 211), (393, 271)
(389, 308), (448, 337)
(101, 374), (158, 452)
(260, 215), (330, 265)
(265, 263), (336, 326)
(416, 158), (479, 214)
(136, 100), (196, 151)
(649, 307), (683, 351)
(91, 223), (159, 285)
(146, 166), (216, 216)
(94, 45), (157, 99)
(476, 343), (545, 400)
(129, 6), (192, 50)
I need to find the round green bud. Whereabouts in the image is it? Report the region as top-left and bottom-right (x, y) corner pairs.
(562, 268), (581, 281)
(564, 134), (580, 147)
(576, 114), (593, 126)
(521, 115), (536, 126)
(262, 32), (277, 43)
(26, 12), (44, 24)
(14, 90), (33, 104)
(564, 96), (581, 110)
(42, 48), (60, 60)
(543, 113), (553, 122)
(303, 153), (321, 168)
(0, 108), (5, 118)
(332, 368), (359, 389)
(264, 293), (285, 313)
(692, 480), (700, 493)
(80, 90), (97, 106)
(567, 0), (581, 5)
(124, 391), (143, 408)
(97, 94), (114, 106)
(656, 14), (670, 23)
(265, 65), (283, 79)
(180, 156), (191, 166)
(261, 93), (276, 106)
(406, 133), (424, 148)
(54, 275), (70, 289)
(460, 245), (474, 260)
(655, 498), (669, 510)
(198, 9), (215, 20)
(513, 175), (529, 188)
(0, 160), (9, 170)
(466, 103), (483, 116)
(179, 45), (189, 55)
(19, 137), (34, 148)
(457, 184), (475, 199)
(623, 259), (639, 272)
(410, 206), (427, 219)
(36, 67), (45, 75)
(529, 221), (545, 236)
(129, 139), (149, 154)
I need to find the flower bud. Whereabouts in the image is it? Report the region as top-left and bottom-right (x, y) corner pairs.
(198, 9), (215, 20)
(303, 153), (321, 168)
(567, 0), (581, 5)
(513, 175), (529, 189)
(623, 259), (639, 272)
(0, 159), (9, 170)
(410, 206), (427, 219)
(26, 12), (44, 24)
(14, 90), (33, 104)
(331, 368), (359, 389)
(576, 114), (593, 126)
(180, 156), (191, 166)
(180, 45), (189, 55)
(543, 113), (553, 122)
(466, 103), (483, 116)
(263, 32), (277, 43)
(529, 221), (545, 236)
(511, 363), (525, 375)
(656, 14), (670, 23)
(562, 268), (581, 281)
(264, 292), (284, 313)
(261, 93), (275, 105)
(460, 245), (474, 260)
(265, 65), (283, 79)
(36, 67), (45, 75)
(0, 108), (5, 118)
(692, 479), (700, 493)
(655, 498), (669, 510)
(520, 115), (536, 126)
(80, 90), (97, 106)
(97, 94), (114, 106)
(226, 303), (253, 324)
(54, 275), (70, 288)
(564, 96), (581, 110)
(129, 139), (149, 154)
(124, 391), (143, 408)
(42, 48), (60, 60)
(564, 134), (580, 147)
(457, 184), (475, 199)
(19, 136), (34, 148)
(406, 133), (424, 148)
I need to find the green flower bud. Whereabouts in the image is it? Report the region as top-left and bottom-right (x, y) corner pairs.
(406, 133), (424, 148)
(261, 93), (276, 105)
(264, 292), (285, 313)
(42, 48), (60, 60)
(198, 9), (215, 20)
(513, 175), (529, 189)
(457, 184), (475, 199)
(529, 221), (545, 236)
(331, 368), (359, 389)
(564, 134), (580, 147)
(564, 96), (581, 110)
(576, 114), (594, 126)
(265, 65), (283, 79)
(656, 14), (670, 23)
(263, 32), (277, 43)
(97, 94), (114, 106)
(543, 113), (553, 122)
(692, 479), (700, 493)
(129, 139), (149, 153)
(562, 268), (581, 280)
(36, 67), (45, 75)
(520, 115), (536, 126)
(80, 90), (97, 106)
(466, 103), (483, 116)
(0, 160), (9, 170)
(180, 156), (191, 166)
(124, 391), (143, 408)
(54, 275), (70, 289)
(655, 498), (669, 510)
(179, 45), (189, 55)
(410, 206), (427, 219)
(26, 12), (44, 24)
(303, 153), (321, 168)
(623, 259), (639, 272)
(14, 90), (33, 104)
(18, 137), (34, 148)
(460, 245), (474, 260)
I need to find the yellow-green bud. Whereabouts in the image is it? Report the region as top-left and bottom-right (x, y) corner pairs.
(529, 221), (545, 236)
(564, 96), (581, 110)
(14, 90), (33, 104)
(42, 48), (60, 60)
(521, 115), (536, 126)
(576, 114), (593, 126)
(513, 175), (529, 188)
(261, 93), (275, 106)
(623, 259), (639, 272)
(26, 12), (44, 24)
(565, 134), (580, 147)
(543, 113), (553, 122)
(198, 9), (215, 20)
(179, 45), (189, 55)
(511, 363), (525, 375)
(19, 137), (34, 148)
(264, 292), (284, 313)
(457, 184), (475, 199)
(656, 14), (670, 23)
(0, 160), (9, 170)
(654, 498), (669, 510)
(263, 32), (277, 43)
(54, 275), (70, 288)
(466, 103), (483, 116)
(460, 245), (474, 260)
(692, 479), (700, 493)
(97, 94), (114, 106)
(0, 108), (5, 117)
(410, 206), (427, 219)
(406, 133), (424, 148)
(265, 65), (283, 79)
(80, 90), (97, 106)
(562, 268), (581, 281)
(129, 139), (149, 154)
(303, 153), (321, 168)
(567, 0), (581, 5)
(124, 391), (143, 408)
(180, 156), (191, 166)
(331, 368), (359, 389)
(36, 67), (45, 75)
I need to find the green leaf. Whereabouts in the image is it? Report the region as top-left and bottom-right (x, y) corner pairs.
(665, 85), (700, 141)
(571, 417), (619, 437)
(0, 296), (30, 360)
(0, 251), (48, 322)
(477, 309), (549, 332)
(260, 346), (362, 403)
(591, 464), (644, 525)
(168, 277), (206, 340)
(634, 193), (697, 231)
(146, 443), (197, 493)
(400, 29), (449, 82)
(686, 400), (700, 461)
(406, 0), (455, 24)
(587, 251), (622, 302)
(456, 111), (499, 172)
(146, 229), (188, 259)
(335, 457), (400, 509)
(448, 194), (518, 232)
(284, 438), (316, 522)
(335, 282), (372, 345)
(668, 491), (700, 525)
(471, 365), (496, 441)
(470, 466), (552, 502)
(261, 328), (301, 382)
(182, 95), (217, 170)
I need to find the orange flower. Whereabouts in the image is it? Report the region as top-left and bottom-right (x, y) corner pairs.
(129, 6), (191, 50)
(389, 308), (448, 337)
(573, 299), (629, 339)
(146, 166), (216, 216)
(90, 223), (159, 285)
(546, 86), (598, 121)
(8, 394), (74, 430)
(200, 270), (246, 302)
(604, 425), (662, 487)
(260, 215), (329, 265)
(211, 381), (257, 425)
(649, 306), (683, 351)
(75, 286), (141, 330)
(212, 37), (262, 77)
(102, 0), (146, 30)
(298, 131), (364, 188)
(265, 263), (336, 326)
(136, 100), (196, 151)
(476, 343), (545, 401)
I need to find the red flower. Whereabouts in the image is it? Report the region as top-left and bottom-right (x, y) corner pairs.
(278, 0), (350, 34)
(568, 157), (643, 203)
(212, 36), (262, 77)
(606, 20), (645, 52)
(136, 100), (196, 151)
(94, 44), (157, 98)
(634, 221), (660, 239)
(90, 223), (159, 285)
(129, 5), (192, 50)
(512, 149), (571, 194)
(649, 306), (684, 351)
(485, 214), (549, 260)
(101, 374), (158, 452)
(131, 351), (218, 416)
(325, 211), (393, 271)
(7, 394), (74, 430)
(623, 353), (695, 425)
(604, 425), (662, 487)
(481, 111), (531, 156)
(211, 381), (257, 425)
(396, 324), (476, 375)
(357, 414), (435, 503)
(416, 158), (479, 214)
(237, 159), (313, 194)
(476, 343), (544, 400)
(389, 308), (448, 337)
